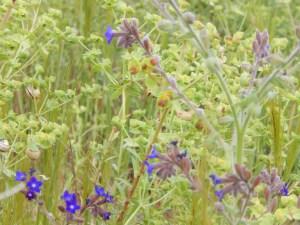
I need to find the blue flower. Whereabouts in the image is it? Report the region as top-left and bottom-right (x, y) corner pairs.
(25, 190), (36, 201)
(104, 193), (113, 203)
(95, 185), (106, 197)
(104, 26), (114, 44)
(26, 176), (43, 193)
(215, 190), (224, 201)
(280, 183), (288, 196)
(144, 160), (154, 176)
(15, 171), (27, 181)
(209, 174), (222, 186)
(61, 190), (76, 203)
(101, 211), (111, 220)
(65, 200), (80, 214)
(147, 145), (159, 159)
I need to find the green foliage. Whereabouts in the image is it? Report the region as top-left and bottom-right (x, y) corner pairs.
(1, 0), (300, 224)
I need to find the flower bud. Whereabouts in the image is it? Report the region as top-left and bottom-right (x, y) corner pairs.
(0, 139), (9, 152)
(150, 56), (160, 66)
(215, 202), (225, 213)
(26, 149), (41, 160)
(183, 12), (196, 24)
(157, 90), (173, 107)
(252, 176), (261, 189)
(142, 36), (153, 54)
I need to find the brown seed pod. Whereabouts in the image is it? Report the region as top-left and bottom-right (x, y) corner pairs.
(26, 149), (41, 160)
(129, 66), (139, 75)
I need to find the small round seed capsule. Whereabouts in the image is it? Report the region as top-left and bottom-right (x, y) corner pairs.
(183, 12), (196, 24)
(0, 139), (10, 152)
(26, 149), (41, 160)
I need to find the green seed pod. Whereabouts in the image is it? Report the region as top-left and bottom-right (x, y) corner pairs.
(183, 12), (196, 24)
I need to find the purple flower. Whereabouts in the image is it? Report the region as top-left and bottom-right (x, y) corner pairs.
(215, 190), (224, 201)
(25, 190), (37, 201)
(104, 26), (114, 44)
(65, 200), (81, 214)
(209, 174), (222, 186)
(15, 171), (27, 181)
(147, 145), (159, 159)
(95, 185), (106, 197)
(104, 193), (113, 203)
(101, 211), (111, 220)
(144, 160), (154, 176)
(280, 183), (289, 196)
(26, 176), (43, 193)
(61, 190), (76, 203)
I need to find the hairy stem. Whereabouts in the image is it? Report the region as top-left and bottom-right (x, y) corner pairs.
(116, 107), (169, 223)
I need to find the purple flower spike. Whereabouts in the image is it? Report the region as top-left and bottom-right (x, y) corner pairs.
(280, 183), (289, 196)
(66, 201), (81, 214)
(147, 145), (159, 159)
(25, 190), (37, 201)
(15, 171), (27, 181)
(26, 176), (43, 193)
(105, 26), (114, 44)
(209, 174), (222, 186)
(215, 190), (224, 201)
(144, 160), (154, 176)
(61, 190), (76, 203)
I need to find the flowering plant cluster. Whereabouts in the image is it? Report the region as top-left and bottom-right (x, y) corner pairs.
(210, 165), (294, 224)
(2, 0), (300, 224)
(58, 185), (113, 222)
(15, 169), (43, 201)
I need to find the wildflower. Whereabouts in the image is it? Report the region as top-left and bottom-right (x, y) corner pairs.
(61, 190), (76, 203)
(66, 200), (81, 214)
(104, 26), (114, 44)
(215, 190), (224, 201)
(280, 183), (288, 196)
(15, 171), (27, 181)
(144, 160), (154, 176)
(252, 30), (270, 60)
(101, 211), (111, 220)
(25, 191), (37, 201)
(26, 176), (43, 193)
(209, 174), (222, 186)
(95, 185), (106, 197)
(115, 18), (139, 48)
(104, 193), (113, 203)
(147, 145), (159, 159)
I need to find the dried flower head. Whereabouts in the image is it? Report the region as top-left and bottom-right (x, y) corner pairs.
(252, 30), (270, 60)
(115, 18), (139, 48)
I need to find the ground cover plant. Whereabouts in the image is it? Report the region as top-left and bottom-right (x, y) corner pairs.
(2, 0), (300, 224)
